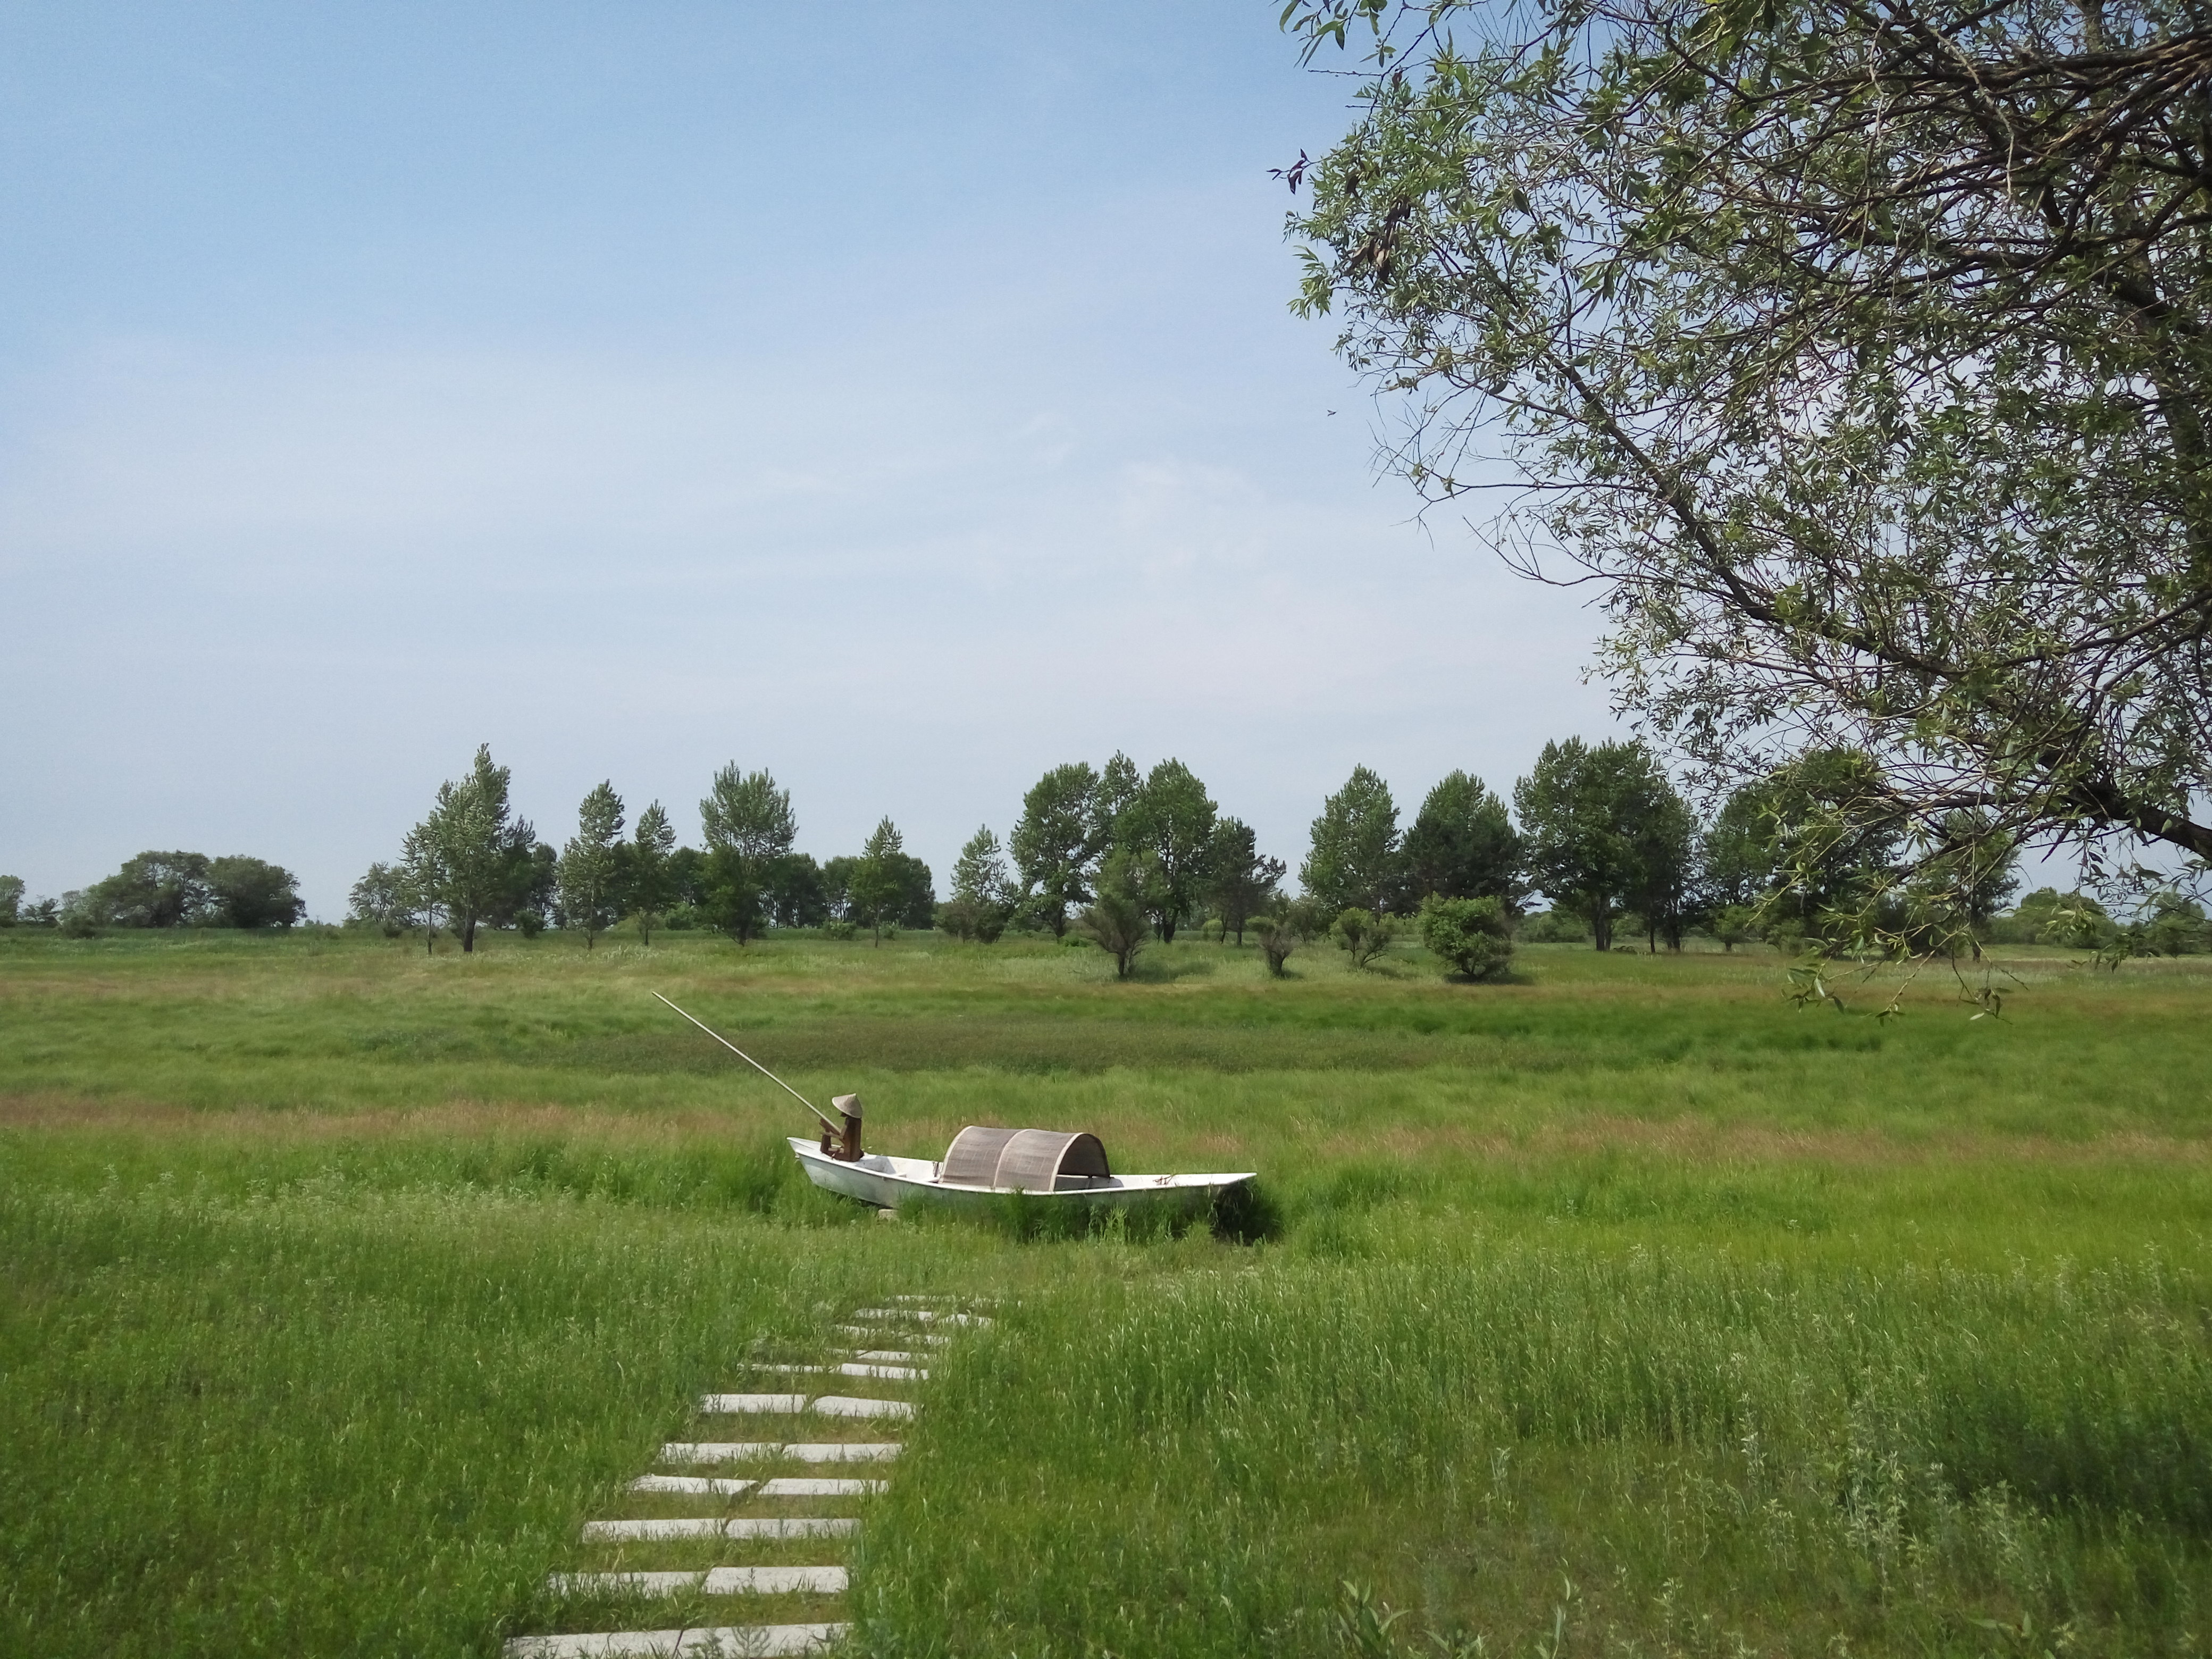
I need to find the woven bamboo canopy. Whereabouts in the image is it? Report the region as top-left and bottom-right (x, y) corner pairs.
(941, 1126), (1112, 1192)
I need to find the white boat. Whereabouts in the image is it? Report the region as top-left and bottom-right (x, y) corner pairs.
(789, 1124), (1254, 1217)
(652, 993), (1254, 1219)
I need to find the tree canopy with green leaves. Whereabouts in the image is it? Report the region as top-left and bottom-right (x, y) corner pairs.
(1513, 738), (1688, 950)
(1010, 762), (1100, 936)
(1400, 770), (1522, 909)
(1206, 817), (1286, 945)
(1283, 0), (2212, 938)
(698, 765), (796, 945)
(1301, 765), (1403, 914)
(71, 852), (304, 931)
(847, 817), (919, 945)
(625, 801), (677, 944)
(1117, 758), (1219, 943)
(942, 825), (1017, 942)
(556, 781), (625, 949)
(401, 745), (538, 952)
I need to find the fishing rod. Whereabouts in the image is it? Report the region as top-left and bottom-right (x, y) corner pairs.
(653, 991), (840, 1135)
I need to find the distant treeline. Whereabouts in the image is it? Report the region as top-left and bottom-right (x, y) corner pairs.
(10, 738), (2208, 966)
(320, 740), (2210, 969)
(0, 854), (304, 937)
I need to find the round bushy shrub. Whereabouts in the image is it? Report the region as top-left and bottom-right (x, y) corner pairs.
(1418, 894), (1515, 981)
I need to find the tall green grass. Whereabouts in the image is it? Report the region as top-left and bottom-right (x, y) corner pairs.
(0, 1171), (995, 1659)
(5, 930), (2210, 1655)
(861, 1243), (2212, 1656)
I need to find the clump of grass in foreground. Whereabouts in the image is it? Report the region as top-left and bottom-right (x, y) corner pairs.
(0, 1178), (995, 1659)
(858, 1243), (2212, 1658)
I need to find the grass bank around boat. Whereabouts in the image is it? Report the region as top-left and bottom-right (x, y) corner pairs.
(3, 927), (2207, 1655)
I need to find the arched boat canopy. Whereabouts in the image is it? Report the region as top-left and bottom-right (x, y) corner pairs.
(941, 1125), (1112, 1192)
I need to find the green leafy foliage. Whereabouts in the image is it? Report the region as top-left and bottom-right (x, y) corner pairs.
(1400, 771), (1521, 910)
(73, 852), (305, 931)
(401, 745), (539, 953)
(1207, 817), (1286, 946)
(696, 765), (797, 945)
(1708, 903), (1759, 952)
(847, 817), (926, 945)
(1331, 906), (1397, 969)
(1115, 759), (1219, 943)
(1302, 766), (1402, 915)
(1253, 910), (1302, 977)
(205, 858), (306, 929)
(555, 781), (624, 949)
(1417, 894), (1514, 981)
(941, 826), (1017, 943)
(623, 801), (678, 944)
(1992, 888), (2115, 950)
(1283, 0), (2212, 934)
(1513, 739), (1686, 952)
(1073, 853), (1151, 978)
(1010, 762), (1100, 937)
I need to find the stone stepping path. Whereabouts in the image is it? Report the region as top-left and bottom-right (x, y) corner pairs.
(657, 1442), (903, 1464)
(506, 1296), (990, 1659)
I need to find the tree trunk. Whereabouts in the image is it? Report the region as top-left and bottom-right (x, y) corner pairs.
(463, 918), (477, 952)
(1592, 908), (1613, 951)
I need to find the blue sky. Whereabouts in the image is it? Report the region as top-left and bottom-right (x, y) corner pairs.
(0, 2), (1623, 917)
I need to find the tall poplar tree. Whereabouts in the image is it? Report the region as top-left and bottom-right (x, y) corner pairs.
(1301, 765), (1403, 915)
(626, 801), (677, 945)
(698, 764), (796, 945)
(402, 745), (536, 953)
(556, 781), (625, 949)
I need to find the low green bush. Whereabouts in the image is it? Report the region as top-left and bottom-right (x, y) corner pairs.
(1415, 894), (1514, 981)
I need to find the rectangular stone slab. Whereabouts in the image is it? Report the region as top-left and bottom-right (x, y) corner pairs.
(504, 1623), (847, 1657)
(659, 1443), (777, 1463)
(757, 1476), (885, 1497)
(657, 1441), (900, 1465)
(845, 1318), (986, 1336)
(835, 1361), (927, 1381)
(698, 1393), (809, 1414)
(581, 1518), (859, 1542)
(628, 1474), (753, 1496)
(549, 1566), (848, 1597)
(810, 1395), (916, 1420)
(702, 1565), (848, 1595)
(786, 1442), (900, 1462)
(835, 1325), (949, 1345)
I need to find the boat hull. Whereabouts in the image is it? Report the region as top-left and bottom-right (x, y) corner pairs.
(789, 1137), (1252, 1216)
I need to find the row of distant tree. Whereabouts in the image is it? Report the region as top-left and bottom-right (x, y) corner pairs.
(12, 738), (2209, 962)
(325, 738), (2189, 964)
(344, 748), (939, 952)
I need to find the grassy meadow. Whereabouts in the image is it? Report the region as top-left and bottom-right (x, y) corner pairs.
(3, 924), (2208, 1656)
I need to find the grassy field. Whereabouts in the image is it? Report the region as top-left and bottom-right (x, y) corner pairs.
(3, 926), (2208, 1656)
